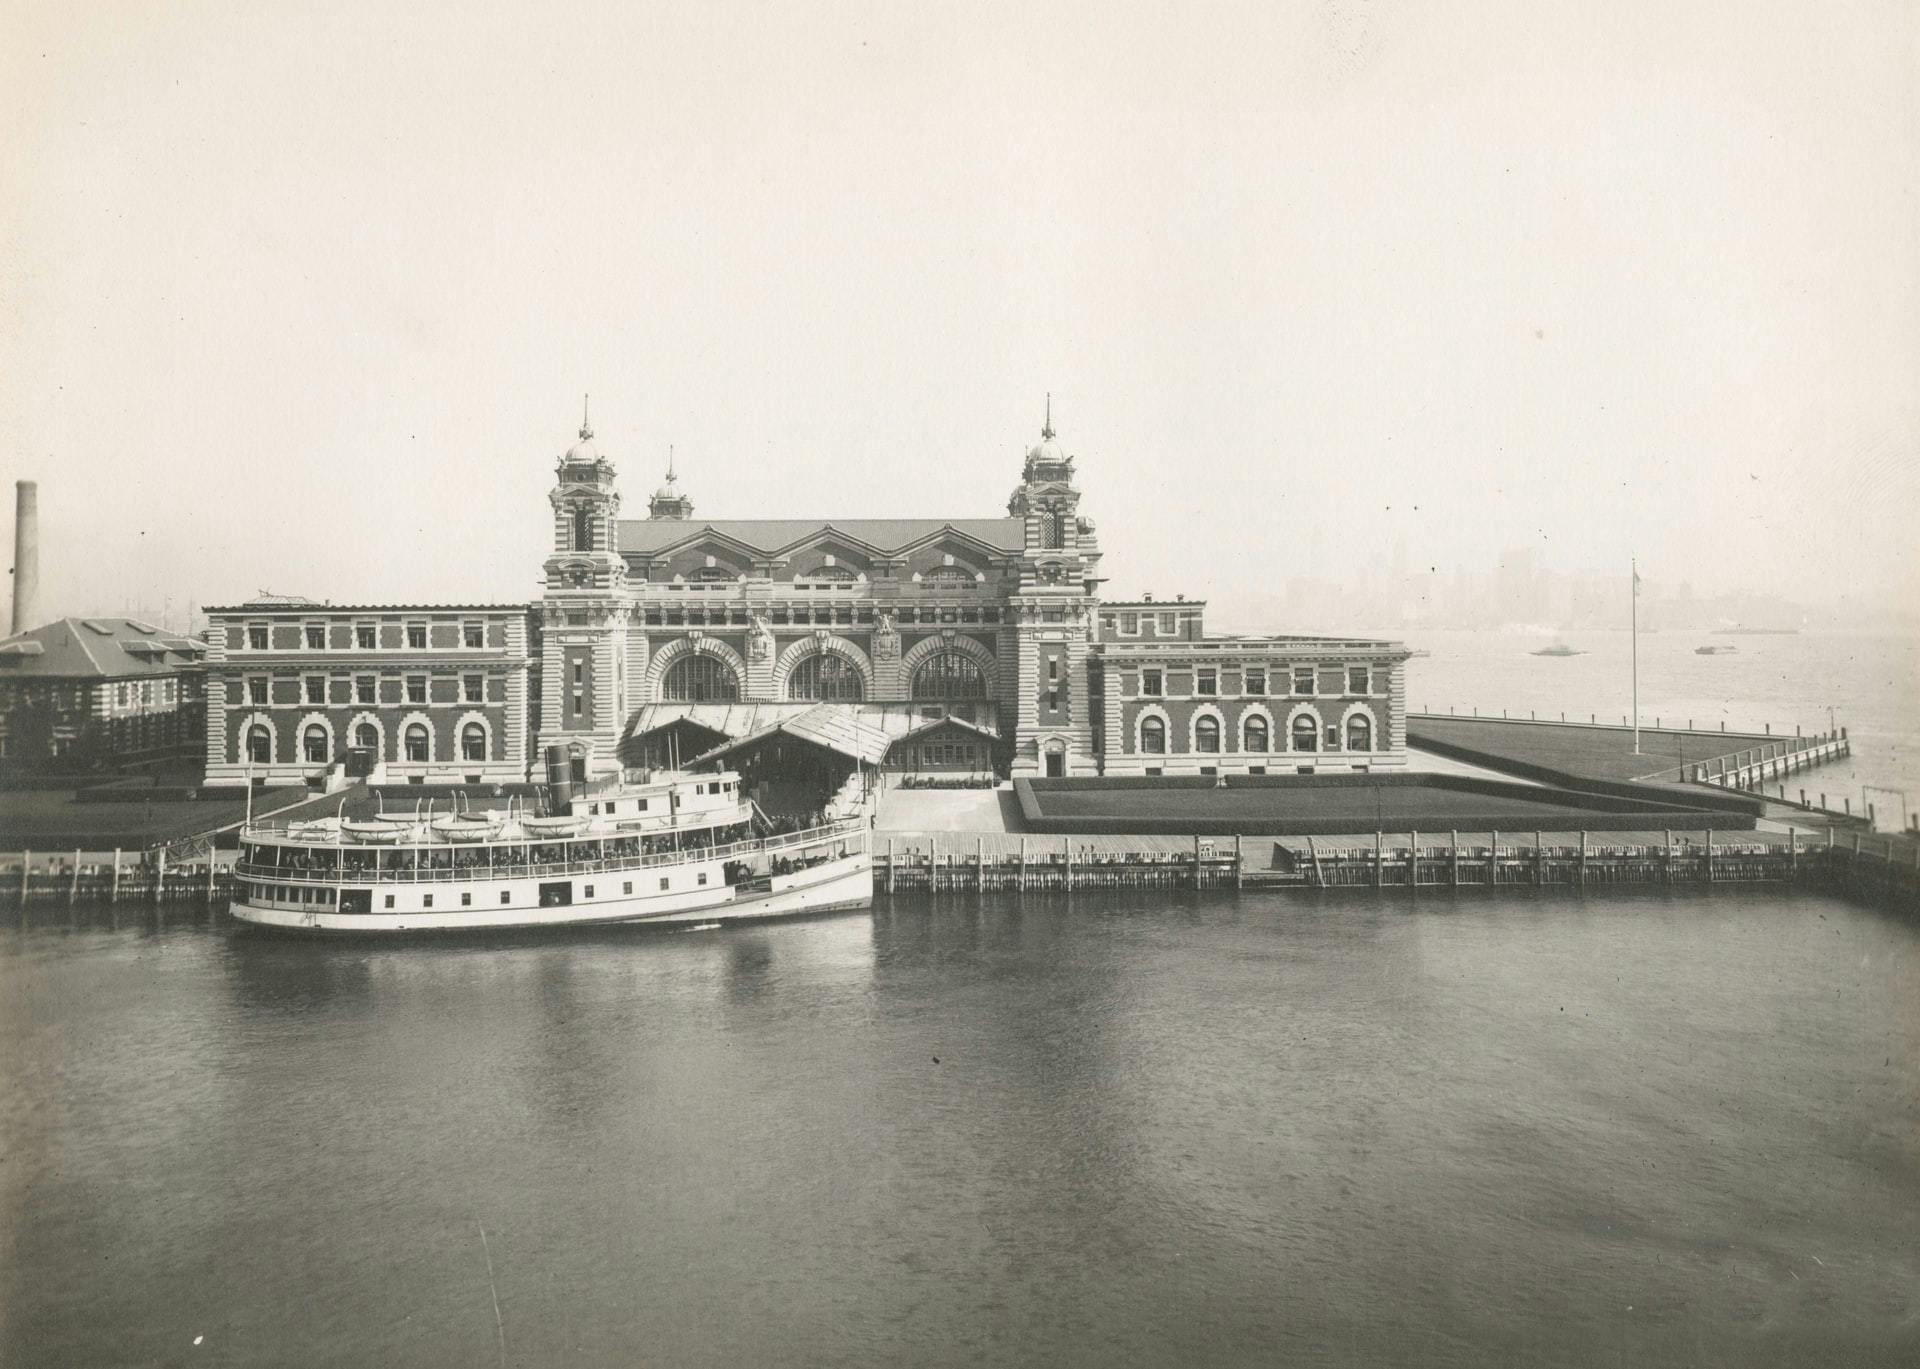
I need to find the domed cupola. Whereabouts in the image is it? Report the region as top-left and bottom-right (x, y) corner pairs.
(557, 397), (616, 485)
(1022, 398), (1075, 485)
(648, 446), (694, 520)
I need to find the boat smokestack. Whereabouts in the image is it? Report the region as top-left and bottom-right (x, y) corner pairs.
(544, 744), (577, 814)
(11, 480), (38, 635)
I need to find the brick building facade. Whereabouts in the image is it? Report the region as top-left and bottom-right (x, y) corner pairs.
(202, 597), (532, 787)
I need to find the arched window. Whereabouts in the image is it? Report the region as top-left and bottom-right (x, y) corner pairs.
(1140, 716), (1166, 754)
(572, 507), (595, 551)
(800, 565), (855, 582)
(461, 722), (487, 761)
(1346, 714), (1374, 752)
(302, 724), (329, 764)
(1195, 716), (1221, 753)
(1291, 715), (1319, 752)
(404, 723), (430, 762)
(1244, 715), (1270, 753)
(353, 722), (378, 751)
(912, 651), (987, 700)
(788, 652), (864, 701)
(246, 724), (272, 765)
(662, 653), (740, 702)
(690, 566), (735, 583)
(1043, 507), (1066, 549)
(923, 566), (975, 588)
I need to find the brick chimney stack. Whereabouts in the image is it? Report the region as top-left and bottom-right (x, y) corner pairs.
(11, 480), (38, 634)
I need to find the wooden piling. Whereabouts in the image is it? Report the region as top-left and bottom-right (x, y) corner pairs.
(1409, 830), (1419, 889)
(68, 848), (80, 905)
(1450, 830), (1460, 887)
(152, 849), (165, 904)
(1705, 830), (1714, 883)
(887, 838), (895, 893)
(1534, 831), (1543, 884)
(1234, 834), (1243, 890)
(1063, 836), (1072, 892)
(976, 836), (984, 892)
(19, 852), (28, 905)
(1579, 831), (1588, 885)
(1374, 831), (1384, 888)
(110, 848), (122, 903)
(1490, 830), (1499, 886)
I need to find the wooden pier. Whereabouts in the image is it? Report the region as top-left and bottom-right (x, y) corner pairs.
(7, 824), (1915, 913)
(876, 827), (1919, 910)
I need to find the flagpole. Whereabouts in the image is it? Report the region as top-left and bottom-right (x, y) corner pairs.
(1631, 557), (1640, 755)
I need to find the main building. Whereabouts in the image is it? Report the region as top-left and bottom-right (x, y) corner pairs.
(204, 411), (1410, 792)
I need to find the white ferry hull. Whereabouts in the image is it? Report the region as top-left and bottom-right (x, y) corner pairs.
(230, 854), (871, 935)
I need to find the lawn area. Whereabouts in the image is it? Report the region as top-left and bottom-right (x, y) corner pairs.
(1408, 717), (1765, 782)
(0, 786), (309, 848)
(1031, 784), (1633, 827)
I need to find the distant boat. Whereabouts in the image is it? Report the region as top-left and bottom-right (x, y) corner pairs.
(1532, 643), (1584, 657)
(1695, 645), (1739, 655)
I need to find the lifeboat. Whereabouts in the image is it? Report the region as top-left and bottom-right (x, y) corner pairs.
(432, 813), (506, 843)
(520, 814), (588, 838)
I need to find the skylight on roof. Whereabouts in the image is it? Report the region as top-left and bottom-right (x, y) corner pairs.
(82, 619), (116, 634)
(127, 620), (159, 634)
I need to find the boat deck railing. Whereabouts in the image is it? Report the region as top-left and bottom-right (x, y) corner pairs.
(236, 820), (867, 886)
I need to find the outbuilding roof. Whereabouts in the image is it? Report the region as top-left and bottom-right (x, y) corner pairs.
(0, 618), (209, 680)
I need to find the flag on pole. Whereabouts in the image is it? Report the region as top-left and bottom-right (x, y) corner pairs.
(1633, 566), (1642, 596)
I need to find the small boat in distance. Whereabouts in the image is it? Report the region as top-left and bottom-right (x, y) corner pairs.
(1695, 645), (1739, 655)
(1531, 643), (1584, 657)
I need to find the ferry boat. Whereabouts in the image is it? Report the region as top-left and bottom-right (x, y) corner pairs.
(229, 769), (872, 934)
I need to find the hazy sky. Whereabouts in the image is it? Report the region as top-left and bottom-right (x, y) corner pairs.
(4, 0), (1916, 627)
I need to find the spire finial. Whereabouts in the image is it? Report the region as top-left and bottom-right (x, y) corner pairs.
(667, 444), (676, 482)
(1042, 392), (1054, 441)
(579, 393), (593, 440)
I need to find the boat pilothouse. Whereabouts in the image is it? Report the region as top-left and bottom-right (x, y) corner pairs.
(229, 767), (872, 933)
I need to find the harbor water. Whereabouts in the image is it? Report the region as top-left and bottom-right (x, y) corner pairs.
(3, 890), (1916, 1367)
(1390, 628), (1920, 808)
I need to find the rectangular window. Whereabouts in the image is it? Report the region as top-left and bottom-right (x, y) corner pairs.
(584, 885), (594, 898)
(247, 624), (268, 651)
(385, 894), (395, 909)
(1349, 667), (1369, 695)
(1245, 670), (1266, 696)
(422, 895), (433, 909)
(463, 622), (484, 648)
(463, 674), (483, 703)
(355, 676), (375, 704)
(1373, 667), (1391, 695)
(659, 877), (670, 891)
(1120, 612), (1138, 634)
(698, 872), (709, 886)
(406, 675), (427, 705)
(1293, 667), (1315, 695)
(1197, 668), (1217, 696)
(461, 892), (472, 907)
(304, 624), (325, 650)
(303, 676), (324, 704)
(1047, 658), (1060, 682)
(406, 623), (427, 649)
(355, 623), (376, 649)
(1142, 669), (1162, 697)
(1159, 612), (1177, 635)
(500, 891), (511, 904)
(623, 882), (632, 895)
